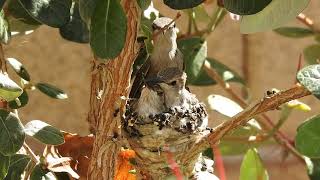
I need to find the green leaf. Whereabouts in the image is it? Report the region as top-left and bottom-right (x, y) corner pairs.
(305, 158), (320, 180)
(0, 10), (10, 44)
(297, 65), (320, 99)
(295, 114), (320, 158)
(24, 120), (64, 145)
(7, 0), (41, 26)
(8, 90), (29, 109)
(6, 58), (30, 81)
(0, 153), (10, 179)
(192, 58), (245, 86)
(207, 94), (243, 117)
(177, 37), (207, 83)
(0, 109), (25, 156)
(59, 2), (89, 43)
(163, 0), (204, 10)
(315, 34), (320, 43)
(0, 0), (5, 10)
(79, 0), (96, 25)
(137, 0), (151, 11)
(274, 27), (314, 38)
(30, 164), (57, 180)
(303, 45), (320, 64)
(0, 73), (23, 102)
(90, 0), (127, 59)
(4, 154), (31, 180)
(18, 0), (72, 28)
(133, 46), (148, 75)
(202, 148), (214, 159)
(35, 83), (67, 99)
(241, 0), (310, 34)
(224, 0), (271, 15)
(240, 148), (269, 180)
(193, 4), (210, 22)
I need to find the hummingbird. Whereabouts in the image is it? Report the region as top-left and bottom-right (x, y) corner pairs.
(129, 17), (184, 99)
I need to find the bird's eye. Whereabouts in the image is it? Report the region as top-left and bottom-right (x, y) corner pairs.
(170, 81), (177, 86)
(157, 91), (164, 96)
(152, 24), (157, 31)
(173, 23), (176, 28)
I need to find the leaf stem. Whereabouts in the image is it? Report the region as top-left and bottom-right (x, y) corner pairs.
(23, 142), (39, 163)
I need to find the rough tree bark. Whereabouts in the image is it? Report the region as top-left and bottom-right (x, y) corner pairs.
(87, 1), (139, 179)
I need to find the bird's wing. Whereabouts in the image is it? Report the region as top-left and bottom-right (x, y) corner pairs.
(176, 48), (185, 71)
(129, 57), (151, 98)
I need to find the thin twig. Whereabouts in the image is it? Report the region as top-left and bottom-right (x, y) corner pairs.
(203, 61), (310, 163)
(23, 142), (39, 163)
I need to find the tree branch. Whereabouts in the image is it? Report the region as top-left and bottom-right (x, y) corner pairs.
(207, 84), (310, 144)
(87, 1), (139, 179)
(203, 61), (310, 162)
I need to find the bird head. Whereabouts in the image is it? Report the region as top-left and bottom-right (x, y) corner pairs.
(144, 67), (187, 108)
(152, 17), (179, 46)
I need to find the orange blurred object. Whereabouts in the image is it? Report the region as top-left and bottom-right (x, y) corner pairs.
(115, 149), (136, 180)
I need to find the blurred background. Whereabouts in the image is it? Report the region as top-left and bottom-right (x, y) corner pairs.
(5, 1), (320, 179)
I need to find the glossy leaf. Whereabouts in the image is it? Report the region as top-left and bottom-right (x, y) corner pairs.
(240, 148), (269, 180)
(207, 94), (243, 117)
(163, 0), (204, 10)
(305, 158), (320, 180)
(178, 37), (207, 83)
(60, 2), (89, 43)
(4, 154), (31, 180)
(0, 153), (9, 180)
(0, 109), (25, 155)
(303, 45), (320, 64)
(297, 65), (320, 99)
(192, 58), (245, 86)
(274, 27), (314, 38)
(0, 73), (23, 102)
(137, 0), (151, 11)
(30, 164), (57, 180)
(24, 120), (64, 145)
(0, 10), (10, 44)
(18, 0), (72, 27)
(35, 83), (68, 99)
(90, 0), (127, 59)
(224, 0), (271, 15)
(6, 58), (30, 81)
(8, 91), (29, 109)
(295, 114), (320, 158)
(79, 0), (96, 25)
(241, 0), (310, 33)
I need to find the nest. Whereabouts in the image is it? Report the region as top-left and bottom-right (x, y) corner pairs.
(123, 101), (210, 179)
